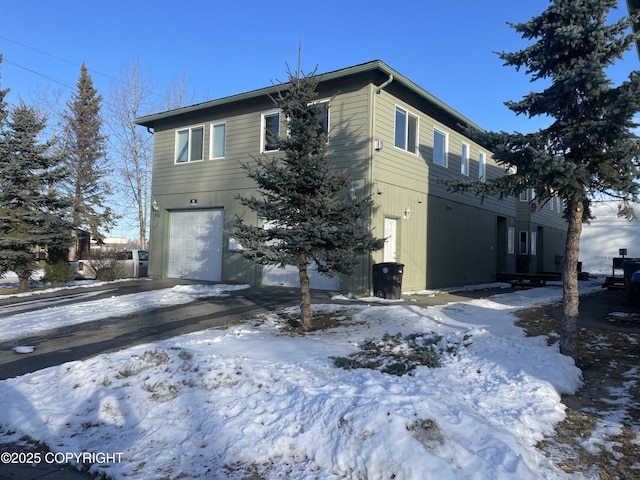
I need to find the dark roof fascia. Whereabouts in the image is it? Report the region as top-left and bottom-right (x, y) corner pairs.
(134, 60), (484, 133)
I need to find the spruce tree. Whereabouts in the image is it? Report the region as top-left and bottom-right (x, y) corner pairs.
(62, 63), (115, 258)
(448, 0), (640, 358)
(0, 102), (73, 292)
(229, 65), (384, 331)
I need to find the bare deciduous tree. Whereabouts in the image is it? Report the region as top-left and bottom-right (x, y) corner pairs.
(106, 59), (195, 249)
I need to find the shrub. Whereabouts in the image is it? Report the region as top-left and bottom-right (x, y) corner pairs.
(85, 250), (126, 281)
(43, 261), (74, 287)
(331, 331), (471, 376)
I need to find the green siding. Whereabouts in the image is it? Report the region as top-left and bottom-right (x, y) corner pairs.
(143, 61), (567, 293)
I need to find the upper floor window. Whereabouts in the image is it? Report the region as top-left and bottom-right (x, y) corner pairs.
(311, 100), (330, 137)
(262, 112), (280, 152)
(461, 142), (469, 176)
(433, 128), (448, 167)
(210, 122), (226, 159)
(478, 151), (486, 181)
(175, 126), (204, 163)
(394, 106), (418, 154)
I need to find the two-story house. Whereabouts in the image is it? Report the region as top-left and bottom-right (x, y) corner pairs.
(135, 60), (567, 293)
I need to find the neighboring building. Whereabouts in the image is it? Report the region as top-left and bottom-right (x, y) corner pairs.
(580, 201), (640, 274)
(135, 60), (567, 293)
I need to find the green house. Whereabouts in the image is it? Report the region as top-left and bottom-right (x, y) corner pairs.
(135, 60), (567, 293)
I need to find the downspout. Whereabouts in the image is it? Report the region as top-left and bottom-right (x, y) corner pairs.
(368, 74), (394, 293)
(376, 74), (394, 94)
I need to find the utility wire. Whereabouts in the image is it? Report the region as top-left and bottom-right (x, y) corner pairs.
(0, 34), (121, 86)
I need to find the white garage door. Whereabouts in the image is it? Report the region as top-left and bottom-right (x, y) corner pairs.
(263, 263), (340, 290)
(168, 209), (224, 281)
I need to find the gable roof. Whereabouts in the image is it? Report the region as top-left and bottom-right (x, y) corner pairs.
(134, 60), (484, 133)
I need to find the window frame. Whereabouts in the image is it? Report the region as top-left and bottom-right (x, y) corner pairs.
(261, 111), (280, 153)
(461, 142), (470, 176)
(209, 122), (226, 159)
(174, 125), (205, 164)
(530, 231), (537, 256)
(478, 151), (486, 181)
(394, 105), (419, 154)
(519, 230), (529, 254)
(433, 127), (448, 167)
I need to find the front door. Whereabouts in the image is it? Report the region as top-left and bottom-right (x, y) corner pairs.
(383, 217), (398, 262)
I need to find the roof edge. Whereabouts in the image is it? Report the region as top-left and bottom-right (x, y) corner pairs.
(134, 60), (483, 132)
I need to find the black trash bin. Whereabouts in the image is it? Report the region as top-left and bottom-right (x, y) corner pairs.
(372, 262), (404, 299)
(623, 260), (640, 307)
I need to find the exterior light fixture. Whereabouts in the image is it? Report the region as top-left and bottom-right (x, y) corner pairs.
(152, 199), (159, 211)
(404, 208), (411, 220)
(349, 186), (357, 200)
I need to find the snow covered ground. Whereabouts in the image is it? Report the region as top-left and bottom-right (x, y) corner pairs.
(0, 276), (631, 479)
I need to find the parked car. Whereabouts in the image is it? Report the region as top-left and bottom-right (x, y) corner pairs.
(72, 249), (149, 280)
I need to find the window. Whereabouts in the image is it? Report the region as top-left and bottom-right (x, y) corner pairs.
(394, 106), (418, 154)
(478, 151), (486, 181)
(519, 190), (529, 202)
(461, 142), (469, 176)
(175, 126), (204, 163)
(530, 231), (537, 255)
(311, 100), (330, 140)
(519, 231), (528, 254)
(210, 122), (226, 159)
(262, 112), (280, 152)
(433, 128), (447, 166)
(508, 227), (515, 254)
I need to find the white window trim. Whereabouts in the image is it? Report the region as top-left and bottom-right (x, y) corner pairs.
(309, 99), (331, 143)
(461, 142), (470, 176)
(209, 122), (226, 159)
(394, 105), (419, 155)
(175, 125), (205, 164)
(519, 190), (529, 202)
(433, 127), (448, 167)
(531, 231), (537, 255)
(261, 111), (280, 153)
(478, 151), (486, 181)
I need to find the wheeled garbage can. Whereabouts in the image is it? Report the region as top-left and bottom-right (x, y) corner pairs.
(372, 262), (404, 299)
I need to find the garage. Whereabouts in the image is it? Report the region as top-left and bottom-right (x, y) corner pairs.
(167, 209), (224, 281)
(263, 263), (340, 290)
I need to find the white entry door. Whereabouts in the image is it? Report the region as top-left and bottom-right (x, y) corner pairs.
(383, 217), (398, 262)
(167, 209), (224, 281)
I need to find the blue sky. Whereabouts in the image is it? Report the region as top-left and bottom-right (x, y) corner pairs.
(2, 0), (637, 134)
(1, 0), (639, 238)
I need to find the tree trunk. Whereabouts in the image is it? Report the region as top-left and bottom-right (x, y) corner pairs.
(560, 198), (584, 359)
(16, 271), (30, 293)
(298, 255), (312, 331)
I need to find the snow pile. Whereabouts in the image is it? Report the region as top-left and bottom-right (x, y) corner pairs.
(0, 284), (598, 479)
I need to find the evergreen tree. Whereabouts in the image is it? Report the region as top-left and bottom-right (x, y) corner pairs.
(229, 65), (384, 331)
(448, 0), (640, 358)
(61, 63), (115, 258)
(0, 102), (73, 292)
